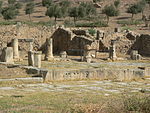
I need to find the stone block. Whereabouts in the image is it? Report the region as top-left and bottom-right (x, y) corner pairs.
(34, 51), (42, 68)
(0, 47), (14, 63)
(60, 51), (67, 58)
(114, 28), (121, 32)
(130, 50), (142, 60)
(28, 51), (34, 66)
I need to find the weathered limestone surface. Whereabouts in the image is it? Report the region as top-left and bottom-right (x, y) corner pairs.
(44, 38), (53, 60)
(60, 51), (67, 59)
(145, 67), (150, 77)
(12, 38), (19, 59)
(114, 28), (121, 33)
(34, 51), (42, 68)
(43, 68), (146, 82)
(0, 47), (14, 63)
(83, 45), (92, 63)
(28, 51), (42, 68)
(28, 51), (34, 66)
(138, 34), (150, 56)
(109, 40), (117, 60)
(130, 50), (142, 60)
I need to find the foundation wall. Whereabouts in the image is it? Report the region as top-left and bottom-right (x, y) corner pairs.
(42, 68), (146, 82)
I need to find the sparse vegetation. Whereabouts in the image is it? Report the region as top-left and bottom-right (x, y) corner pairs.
(102, 4), (119, 24)
(46, 4), (62, 24)
(117, 20), (144, 26)
(75, 21), (108, 27)
(1, 5), (19, 20)
(114, 0), (120, 8)
(88, 28), (96, 36)
(42, 0), (53, 7)
(8, 0), (16, 4)
(127, 3), (143, 19)
(25, 2), (35, 21)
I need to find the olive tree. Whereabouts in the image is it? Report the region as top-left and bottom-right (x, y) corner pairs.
(145, 0), (150, 9)
(69, 7), (79, 25)
(46, 4), (62, 23)
(8, 0), (16, 4)
(127, 3), (143, 19)
(102, 4), (119, 24)
(42, 0), (53, 7)
(2, 5), (18, 20)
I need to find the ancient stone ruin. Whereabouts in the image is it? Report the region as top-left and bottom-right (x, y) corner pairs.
(0, 25), (149, 82)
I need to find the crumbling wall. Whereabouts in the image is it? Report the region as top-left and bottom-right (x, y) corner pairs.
(51, 28), (71, 54)
(138, 34), (150, 56)
(0, 25), (52, 51)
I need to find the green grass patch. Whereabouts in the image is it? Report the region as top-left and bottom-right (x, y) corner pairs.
(121, 26), (135, 31)
(0, 21), (55, 27)
(75, 21), (108, 27)
(0, 91), (149, 113)
(0, 21), (17, 25)
(117, 20), (144, 26)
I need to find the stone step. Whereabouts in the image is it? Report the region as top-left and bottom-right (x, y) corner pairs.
(0, 77), (43, 82)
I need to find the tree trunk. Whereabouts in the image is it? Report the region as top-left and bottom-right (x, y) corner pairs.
(29, 14), (31, 21)
(131, 14), (134, 21)
(54, 17), (57, 29)
(141, 11), (144, 19)
(107, 16), (109, 25)
(73, 17), (76, 26)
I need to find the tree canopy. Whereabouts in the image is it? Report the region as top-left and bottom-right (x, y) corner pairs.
(2, 5), (18, 20)
(25, 2), (34, 21)
(102, 4), (119, 24)
(46, 4), (62, 22)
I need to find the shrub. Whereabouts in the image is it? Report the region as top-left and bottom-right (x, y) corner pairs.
(42, 0), (53, 7)
(114, 0), (120, 8)
(75, 21), (108, 27)
(123, 95), (150, 112)
(88, 28), (96, 36)
(15, 2), (23, 9)
(64, 20), (74, 27)
(0, 21), (17, 25)
(1, 5), (19, 20)
(8, 0), (16, 4)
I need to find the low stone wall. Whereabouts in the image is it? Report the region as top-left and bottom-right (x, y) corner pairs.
(42, 68), (146, 82)
(0, 61), (149, 82)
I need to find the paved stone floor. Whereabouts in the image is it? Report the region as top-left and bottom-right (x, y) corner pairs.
(0, 78), (150, 96)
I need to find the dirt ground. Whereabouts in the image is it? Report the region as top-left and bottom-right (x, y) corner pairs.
(0, 64), (30, 79)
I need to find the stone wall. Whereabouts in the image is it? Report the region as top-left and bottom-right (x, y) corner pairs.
(41, 68), (146, 82)
(0, 25), (52, 58)
(138, 34), (150, 56)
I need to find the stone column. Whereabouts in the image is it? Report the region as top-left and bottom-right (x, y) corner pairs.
(130, 50), (138, 60)
(95, 40), (99, 58)
(12, 38), (19, 59)
(1, 47), (14, 63)
(44, 38), (53, 61)
(28, 51), (34, 66)
(83, 45), (92, 63)
(60, 51), (67, 59)
(130, 50), (142, 60)
(29, 42), (33, 51)
(114, 27), (121, 32)
(109, 40), (117, 60)
(34, 51), (42, 68)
